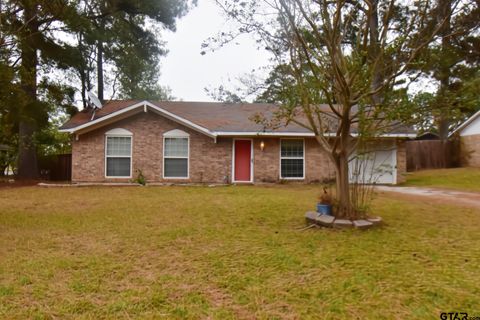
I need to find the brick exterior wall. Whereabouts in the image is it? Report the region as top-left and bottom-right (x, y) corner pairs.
(72, 112), (232, 183)
(71, 111), (406, 184)
(252, 138), (336, 183)
(396, 140), (407, 184)
(461, 134), (480, 168)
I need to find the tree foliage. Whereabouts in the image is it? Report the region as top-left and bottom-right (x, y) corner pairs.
(74, 0), (190, 104)
(409, 0), (480, 138)
(0, 0), (192, 178)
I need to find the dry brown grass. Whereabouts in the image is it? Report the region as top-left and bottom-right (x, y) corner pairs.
(0, 185), (479, 319)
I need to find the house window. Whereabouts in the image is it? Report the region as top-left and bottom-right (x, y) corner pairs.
(105, 128), (132, 178)
(163, 129), (189, 178)
(280, 139), (304, 179)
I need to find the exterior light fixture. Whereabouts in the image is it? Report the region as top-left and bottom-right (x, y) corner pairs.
(260, 140), (265, 151)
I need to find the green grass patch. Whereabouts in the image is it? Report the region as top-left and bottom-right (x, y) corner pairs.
(0, 185), (479, 319)
(404, 167), (480, 192)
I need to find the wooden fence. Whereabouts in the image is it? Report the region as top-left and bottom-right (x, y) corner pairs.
(38, 154), (72, 181)
(406, 140), (460, 172)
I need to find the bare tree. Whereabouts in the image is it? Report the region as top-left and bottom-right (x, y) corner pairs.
(210, 0), (463, 219)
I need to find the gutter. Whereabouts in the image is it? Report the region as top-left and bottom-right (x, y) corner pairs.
(60, 127), (416, 139)
(213, 131), (417, 138)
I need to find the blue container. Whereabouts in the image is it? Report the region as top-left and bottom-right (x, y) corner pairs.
(317, 203), (332, 216)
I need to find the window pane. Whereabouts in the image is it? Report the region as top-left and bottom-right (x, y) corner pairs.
(164, 158), (188, 177)
(165, 138), (188, 157)
(107, 158), (131, 177)
(281, 139), (304, 157)
(281, 159), (303, 178)
(106, 137), (131, 156)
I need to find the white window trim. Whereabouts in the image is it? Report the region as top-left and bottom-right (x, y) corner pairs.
(231, 138), (254, 183)
(163, 134), (190, 179)
(104, 131), (133, 179)
(279, 138), (305, 180)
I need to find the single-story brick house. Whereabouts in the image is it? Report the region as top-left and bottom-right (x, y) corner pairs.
(59, 100), (415, 184)
(451, 109), (480, 167)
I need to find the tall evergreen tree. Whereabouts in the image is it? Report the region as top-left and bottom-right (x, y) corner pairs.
(76, 0), (190, 104)
(414, 0), (480, 139)
(0, 0), (191, 179)
(1, 0), (84, 178)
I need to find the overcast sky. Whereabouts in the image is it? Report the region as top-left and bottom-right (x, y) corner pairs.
(159, 0), (272, 102)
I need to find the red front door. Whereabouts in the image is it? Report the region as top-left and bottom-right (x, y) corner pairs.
(234, 140), (252, 182)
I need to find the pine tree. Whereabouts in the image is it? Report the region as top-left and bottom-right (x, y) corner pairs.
(0, 0), (191, 179)
(76, 0), (191, 104)
(415, 0), (480, 139)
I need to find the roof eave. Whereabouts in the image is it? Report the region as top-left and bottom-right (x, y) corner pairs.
(59, 100), (416, 139)
(449, 108), (480, 138)
(213, 131), (416, 138)
(145, 101), (216, 138)
(59, 100), (217, 139)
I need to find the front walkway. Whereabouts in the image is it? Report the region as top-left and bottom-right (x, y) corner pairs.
(376, 186), (480, 208)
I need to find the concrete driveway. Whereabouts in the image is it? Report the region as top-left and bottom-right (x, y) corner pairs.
(375, 186), (480, 208)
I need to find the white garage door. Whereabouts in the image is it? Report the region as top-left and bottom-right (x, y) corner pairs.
(349, 147), (397, 185)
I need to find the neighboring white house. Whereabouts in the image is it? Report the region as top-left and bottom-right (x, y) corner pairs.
(451, 109), (480, 167)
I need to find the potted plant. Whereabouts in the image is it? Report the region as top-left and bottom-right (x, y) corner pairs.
(317, 186), (333, 216)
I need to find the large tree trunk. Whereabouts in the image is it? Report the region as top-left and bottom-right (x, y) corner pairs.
(438, 116), (450, 141)
(18, 121), (38, 179)
(332, 106), (354, 218)
(0, 159), (7, 177)
(334, 151), (351, 219)
(438, 116), (450, 167)
(17, 2), (38, 179)
(437, 0), (452, 141)
(78, 33), (88, 109)
(436, 0), (452, 168)
(80, 69), (87, 109)
(97, 40), (104, 103)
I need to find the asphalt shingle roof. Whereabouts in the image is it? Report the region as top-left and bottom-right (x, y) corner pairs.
(60, 100), (415, 136)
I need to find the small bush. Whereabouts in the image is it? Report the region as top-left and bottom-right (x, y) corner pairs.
(134, 169), (146, 186)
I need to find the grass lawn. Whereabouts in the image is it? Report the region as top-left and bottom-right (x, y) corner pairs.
(404, 167), (480, 192)
(1, 185), (479, 319)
